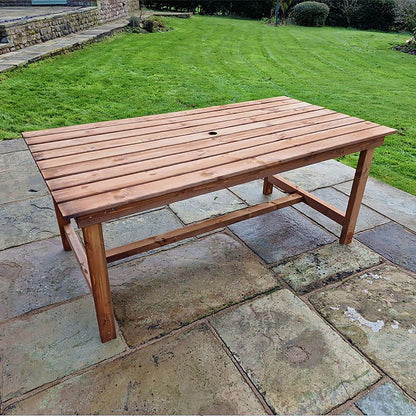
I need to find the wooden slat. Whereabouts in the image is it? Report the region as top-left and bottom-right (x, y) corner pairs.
(106, 193), (304, 262)
(23, 96), (290, 141)
(51, 121), (378, 203)
(29, 98), (298, 152)
(64, 128), (390, 222)
(32, 102), (315, 162)
(75, 137), (385, 228)
(268, 175), (345, 224)
(39, 106), (331, 176)
(46, 113), (357, 191)
(63, 223), (91, 290)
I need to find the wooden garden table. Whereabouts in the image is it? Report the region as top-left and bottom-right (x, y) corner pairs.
(23, 96), (396, 343)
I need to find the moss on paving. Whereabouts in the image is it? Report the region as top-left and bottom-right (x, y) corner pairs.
(0, 16), (414, 194)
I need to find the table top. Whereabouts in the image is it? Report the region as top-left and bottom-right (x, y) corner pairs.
(23, 96), (396, 223)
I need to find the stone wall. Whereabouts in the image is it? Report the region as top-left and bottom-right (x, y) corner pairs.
(0, 0), (140, 55)
(0, 0), (31, 6)
(99, 0), (139, 22)
(0, 7), (100, 54)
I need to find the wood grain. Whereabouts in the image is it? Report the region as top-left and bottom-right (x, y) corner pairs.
(106, 193), (303, 262)
(82, 223), (116, 343)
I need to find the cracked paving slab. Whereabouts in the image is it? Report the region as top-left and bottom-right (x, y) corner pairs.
(5, 325), (265, 415)
(211, 289), (379, 415)
(0, 195), (59, 250)
(110, 233), (280, 347)
(273, 240), (382, 294)
(310, 264), (416, 399)
(0, 237), (89, 321)
(0, 296), (126, 401)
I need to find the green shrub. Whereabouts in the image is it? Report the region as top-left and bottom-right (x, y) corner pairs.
(141, 0), (274, 18)
(320, 0), (357, 27)
(353, 0), (396, 31)
(290, 1), (329, 26)
(394, 0), (416, 32)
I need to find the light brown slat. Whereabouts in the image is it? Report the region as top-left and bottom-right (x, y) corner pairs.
(75, 137), (386, 228)
(60, 126), (391, 219)
(32, 102), (312, 161)
(47, 113), (356, 190)
(36, 106), (331, 170)
(63, 223), (91, 290)
(23, 96), (290, 140)
(268, 175), (345, 224)
(106, 193), (304, 263)
(51, 119), (371, 202)
(29, 98), (297, 151)
(40, 106), (331, 179)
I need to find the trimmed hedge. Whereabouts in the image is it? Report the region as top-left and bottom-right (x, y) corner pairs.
(319, 0), (396, 30)
(395, 0), (416, 32)
(290, 1), (329, 26)
(141, 0), (275, 18)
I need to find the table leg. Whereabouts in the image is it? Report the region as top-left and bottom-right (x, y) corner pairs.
(82, 223), (116, 343)
(53, 201), (71, 251)
(263, 177), (273, 195)
(340, 148), (375, 245)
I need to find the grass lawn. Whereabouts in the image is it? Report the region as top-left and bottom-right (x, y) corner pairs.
(0, 16), (415, 194)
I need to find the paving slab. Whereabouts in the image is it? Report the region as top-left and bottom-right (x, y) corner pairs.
(110, 233), (279, 347)
(356, 222), (416, 273)
(103, 208), (184, 251)
(0, 195), (59, 250)
(273, 240), (382, 294)
(5, 325), (265, 415)
(211, 289), (380, 415)
(355, 382), (416, 415)
(0, 296), (126, 401)
(229, 207), (335, 264)
(280, 159), (356, 191)
(295, 187), (389, 235)
(0, 150), (37, 173)
(1, 166), (49, 204)
(331, 405), (362, 415)
(0, 139), (27, 154)
(169, 189), (247, 224)
(310, 264), (416, 399)
(335, 177), (416, 232)
(229, 179), (285, 205)
(0, 64), (15, 72)
(0, 237), (88, 321)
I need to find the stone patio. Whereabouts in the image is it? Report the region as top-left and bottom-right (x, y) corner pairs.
(0, 138), (415, 415)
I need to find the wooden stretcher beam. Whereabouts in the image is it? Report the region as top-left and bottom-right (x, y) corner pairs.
(267, 175), (346, 225)
(105, 193), (304, 263)
(63, 223), (92, 290)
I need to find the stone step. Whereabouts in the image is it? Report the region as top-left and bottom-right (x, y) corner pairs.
(0, 17), (130, 72)
(0, 6), (102, 55)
